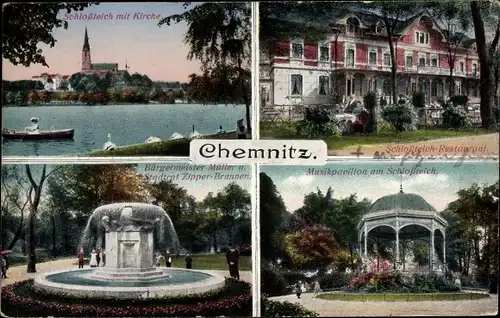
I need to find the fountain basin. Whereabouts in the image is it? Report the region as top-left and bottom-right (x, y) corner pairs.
(34, 268), (226, 299)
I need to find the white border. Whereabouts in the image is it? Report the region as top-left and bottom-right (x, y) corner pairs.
(251, 3), (261, 317)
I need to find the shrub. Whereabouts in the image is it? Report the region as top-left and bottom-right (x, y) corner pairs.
(449, 95), (468, 107)
(1, 279), (251, 317)
(347, 271), (406, 293)
(411, 272), (459, 293)
(379, 96), (387, 107)
(262, 298), (319, 317)
(261, 265), (288, 296)
(381, 103), (418, 132)
(296, 107), (341, 138)
(442, 106), (470, 129)
(363, 91), (377, 133)
(318, 272), (352, 290)
(412, 91), (426, 109)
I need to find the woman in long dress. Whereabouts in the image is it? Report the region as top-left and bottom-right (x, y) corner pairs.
(89, 249), (98, 268)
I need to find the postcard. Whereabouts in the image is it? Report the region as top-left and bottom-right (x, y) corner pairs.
(0, 163), (252, 317)
(258, 1), (499, 157)
(2, 2), (252, 157)
(260, 161), (498, 316)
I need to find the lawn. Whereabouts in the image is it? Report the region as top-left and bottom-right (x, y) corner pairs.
(169, 253), (252, 271)
(316, 292), (489, 301)
(70, 253), (252, 271)
(86, 131), (249, 156)
(259, 121), (493, 150)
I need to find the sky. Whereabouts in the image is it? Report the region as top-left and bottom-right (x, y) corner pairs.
(3, 3), (202, 81)
(261, 161), (499, 213)
(136, 163), (252, 201)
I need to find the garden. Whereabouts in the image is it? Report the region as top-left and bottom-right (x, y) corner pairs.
(1, 278), (251, 317)
(261, 92), (500, 153)
(259, 171), (498, 316)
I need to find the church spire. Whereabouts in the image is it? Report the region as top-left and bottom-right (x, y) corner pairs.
(83, 27), (90, 51)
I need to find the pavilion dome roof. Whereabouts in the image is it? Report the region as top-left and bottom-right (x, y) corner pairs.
(367, 191), (437, 214)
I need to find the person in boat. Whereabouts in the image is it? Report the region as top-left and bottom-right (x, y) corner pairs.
(25, 117), (40, 133)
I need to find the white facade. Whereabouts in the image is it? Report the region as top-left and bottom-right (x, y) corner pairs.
(32, 73), (73, 91)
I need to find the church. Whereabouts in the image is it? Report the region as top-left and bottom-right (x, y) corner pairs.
(81, 27), (125, 76)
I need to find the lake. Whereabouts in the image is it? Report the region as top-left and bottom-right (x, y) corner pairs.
(2, 104), (246, 156)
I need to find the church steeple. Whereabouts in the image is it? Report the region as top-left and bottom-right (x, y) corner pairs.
(83, 27), (90, 51)
(81, 27), (92, 72)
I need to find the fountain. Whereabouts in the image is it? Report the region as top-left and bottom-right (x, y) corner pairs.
(33, 203), (226, 299)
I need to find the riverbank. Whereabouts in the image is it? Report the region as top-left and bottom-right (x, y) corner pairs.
(86, 130), (250, 156)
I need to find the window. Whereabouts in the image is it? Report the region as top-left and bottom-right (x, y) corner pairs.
(291, 42), (303, 59)
(472, 63), (477, 74)
(291, 74), (303, 95)
(415, 32), (429, 44)
(319, 45), (329, 61)
(368, 51), (377, 65)
(346, 48), (355, 67)
(383, 53), (391, 66)
(431, 58), (438, 67)
(406, 56), (413, 67)
(319, 76), (329, 95)
(459, 62), (464, 72)
(419, 57), (426, 67)
(347, 18), (359, 34)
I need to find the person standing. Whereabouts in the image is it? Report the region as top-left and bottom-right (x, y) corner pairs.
(313, 280), (322, 295)
(295, 281), (302, 299)
(89, 249), (98, 268)
(101, 249), (106, 267)
(1, 255), (8, 279)
(96, 248), (101, 267)
(226, 245), (240, 280)
(165, 248), (172, 267)
(236, 119), (247, 139)
(77, 248), (85, 269)
(184, 253), (193, 269)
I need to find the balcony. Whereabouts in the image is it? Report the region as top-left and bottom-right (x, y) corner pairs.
(466, 71), (480, 78)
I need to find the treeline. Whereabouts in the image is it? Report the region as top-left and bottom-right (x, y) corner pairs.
(3, 66), (249, 106)
(1, 165), (252, 259)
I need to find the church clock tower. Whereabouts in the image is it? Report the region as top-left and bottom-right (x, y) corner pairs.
(81, 27), (92, 72)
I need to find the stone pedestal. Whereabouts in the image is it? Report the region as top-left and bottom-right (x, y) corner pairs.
(105, 231), (154, 269)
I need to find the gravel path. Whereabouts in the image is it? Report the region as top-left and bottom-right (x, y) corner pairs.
(329, 133), (499, 156)
(269, 292), (498, 316)
(0, 258), (251, 287)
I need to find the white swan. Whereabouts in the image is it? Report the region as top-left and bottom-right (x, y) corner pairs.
(103, 133), (116, 150)
(145, 136), (162, 143)
(169, 132), (184, 140)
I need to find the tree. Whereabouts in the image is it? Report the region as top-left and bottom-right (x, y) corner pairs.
(158, 3), (252, 133)
(283, 226), (347, 272)
(445, 181), (499, 287)
(259, 173), (289, 261)
(293, 187), (334, 227)
(148, 180), (192, 227)
(432, 2), (472, 97)
(470, 0), (499, 128)
(3, 3), (98, 67)
(25, 165), (58, 273)
(1, 166), (30, 251)
(47, 165), (149, 228)
(212, 183), (251, 245)
(58, 80), (69, 91)
(28, 91), (40, 104)
(198, 192), (223, 252)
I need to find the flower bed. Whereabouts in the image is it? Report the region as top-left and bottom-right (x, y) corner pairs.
(262, 298), (319, 317)
(1, 278), (251, 317)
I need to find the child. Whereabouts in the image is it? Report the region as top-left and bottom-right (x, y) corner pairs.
(295, 281), (302, 299)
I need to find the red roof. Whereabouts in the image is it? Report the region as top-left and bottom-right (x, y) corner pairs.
(31, 73), (71, 80)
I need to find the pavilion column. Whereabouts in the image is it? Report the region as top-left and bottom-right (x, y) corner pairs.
(364, 223), (368, 260)
(395, 220), (400, 266)
(430, 221), (435, 271)
(443, 233), (446, 265)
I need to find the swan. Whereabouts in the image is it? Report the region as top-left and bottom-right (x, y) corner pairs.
(169, 132), (184, 140)
(103, 133), (116, 150)
(145, 136), (162, 143)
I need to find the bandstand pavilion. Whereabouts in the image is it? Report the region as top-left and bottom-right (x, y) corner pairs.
(358, 185), (448, 272)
